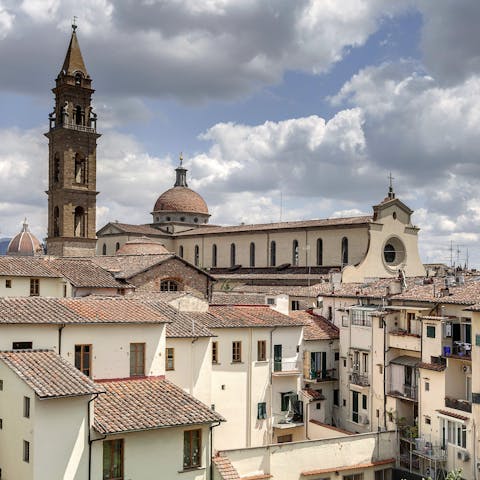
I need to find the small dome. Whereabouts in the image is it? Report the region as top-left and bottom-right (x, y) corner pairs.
(153, 187), (209, 215)
(116, 237), (171, 255)
(7, 220), (43, 256)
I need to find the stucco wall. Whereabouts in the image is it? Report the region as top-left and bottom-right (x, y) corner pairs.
(0, 276), (64, 298)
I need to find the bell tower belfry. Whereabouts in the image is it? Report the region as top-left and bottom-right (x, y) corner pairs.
(45, 24), (100, 257)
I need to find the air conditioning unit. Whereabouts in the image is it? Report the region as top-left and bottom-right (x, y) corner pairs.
(463, 365), (472, 374)
(458, 450), (470, 461)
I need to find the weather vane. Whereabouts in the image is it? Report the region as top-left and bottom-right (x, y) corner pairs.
(179, 152), (183, 167)
(72, 16), (78, 32)
(388, 172), (394, 189)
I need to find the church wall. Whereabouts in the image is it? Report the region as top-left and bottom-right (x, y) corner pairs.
(129, 257), (210, 298)
(173, 225), (370, 269)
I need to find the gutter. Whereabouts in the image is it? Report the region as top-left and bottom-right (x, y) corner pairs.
(88, 393), (106, 480)
(210, 421), (221, 480)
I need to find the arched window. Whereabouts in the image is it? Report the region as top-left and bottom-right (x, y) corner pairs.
(292, 240), (299, 266)
(73, 206), (85, 237)
(115, 242), (120, 252)
(75, 105), (83, 126)
(316, 238), (323, 266)
(179, 245), (184, 258)
(212, 244), (217, 268)
(75, 73), (82, 86)
(53, 206), (60, 237)
(102, 243), (107, 255)
(53, 154), (60, 183)
(341, 237), (348, 265)
(74, 154), (86, 184)
(160, 279), (180, 292)
(249, 242), (255, 267)
(194, 245), (200, 266)
(270, 241), (276, 267)
(230, 243), (236, 267)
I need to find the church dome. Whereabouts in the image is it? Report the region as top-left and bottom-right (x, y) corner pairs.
(7, 220), (43, 256)
(153, 186), (209, 215)
(116, 237), (171, 255)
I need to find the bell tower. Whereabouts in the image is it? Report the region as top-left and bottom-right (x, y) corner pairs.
(45, 24), (100, 257)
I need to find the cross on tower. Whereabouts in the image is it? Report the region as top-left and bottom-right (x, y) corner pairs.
(387, 172), (395, 199)
(72, 16), (78, 32)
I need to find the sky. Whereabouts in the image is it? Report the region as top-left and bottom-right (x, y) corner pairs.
(0, 0), (479, 268)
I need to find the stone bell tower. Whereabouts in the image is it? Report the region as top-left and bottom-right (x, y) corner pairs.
(45, 24), (100, 257)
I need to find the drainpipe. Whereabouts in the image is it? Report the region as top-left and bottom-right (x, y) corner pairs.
(210, 421), (221, 480)
(246, 327), (253, 447)
(58, 324), (65, 355)
(383, 316), (387, 431)
(88, 393), (106, 480)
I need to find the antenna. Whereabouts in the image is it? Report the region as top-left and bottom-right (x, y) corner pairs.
(449, 240), (453, 268)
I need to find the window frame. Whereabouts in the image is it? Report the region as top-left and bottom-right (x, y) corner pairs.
(160, 279), (180, 292)
(166, 347), (175, 371)
(232, 341), (242, 363)
(103, 439), (124, 480)
(29, 278), (39, 296)
(257, 340), (267, 361)
(426, 325), (436, 338)
(23, 440), (30, 463)
(257, 402), (267, 420)
(5, 279), (11, 288)
(212, 341), (218, 364)
(75, 344), (92, 377)
(130, 342), (145, 377)
(23, 396), (30, 418)
(183, 429), (202, 470)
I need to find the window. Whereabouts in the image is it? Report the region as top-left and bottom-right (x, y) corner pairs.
(13, 342), (32, 350)
(23, 397), (30, 418)
(375, 470), (391, 480)
(383, 243), (396, 263)
(75, 105), (83, 125)
(362, 394), (367, 410)
(0, 380), (3, 391)
(212, 341), (218, 364)
(23, 440), (30, 463)
(277, 434), (292, 443)
(250, 242), (255, 267)
(334, 352), (340, 361)
(257, 340), (267, 361)
(291, 300), (300, 311)
(53, 206), (60, 236)
(350, 309), (372, 327)
(0, 418), (2, 429)
(270, 241), (276, 267)
(344, 474), (363, 480)
(130, 343), (145, 377)
(442, 419), (467, 448)
(425, 417), (431, 425)
(74, 206), (86, 237)
(179, 245), (184, 258)
(292, 240), (299, 266)
(426, 325), (436, 338)
(194, 245), (200, 266)
(183, 429), (201, 469)
(232, 341), (242, 363)
(316, 238), (323, 265)
(257, 402), (267, 419)
(29, 279), (39, 296)
(334, 389), (339, 406)
(75, 345), (91, 377)
(281, 391), (295, 411)
(212, 244), (217, 267)
(115, 242), (120, 252)
(425, 381), (430, 391)
(362, 352), (368, 373)
(341, 237), (348, 265)
(74, 154), (86, 184)
(316, 402), (321, 410)
(352, 391), (359, 423)
(5, 280), (11, 288)
(166, 347), (174, 371)
(266, 298), (275, 306)
(53, 154), (60, 183)
(102, 243), (106, 255)
(103, 439), (123, 480)
(160, 279), (180, 292)
(230, 243), (236, 267)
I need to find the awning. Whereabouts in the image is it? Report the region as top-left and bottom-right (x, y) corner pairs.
(390, 355), (421, 367)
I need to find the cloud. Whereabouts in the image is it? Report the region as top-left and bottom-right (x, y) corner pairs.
(0, 2), (14, 39)
(0, 0), (410, 100)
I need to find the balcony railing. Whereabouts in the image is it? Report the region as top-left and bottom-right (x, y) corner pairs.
(305, 368), (337, 382)
(445, 396), (472, 413)
(273, 361), (300, 374)
(388, 383), (418, 401)
(49, 120), (96, 133)
(273, 412), (304, 428)
(350, 372), (369, 386)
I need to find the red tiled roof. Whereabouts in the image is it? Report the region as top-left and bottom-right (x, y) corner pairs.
(213, 454), (241, 480)
(0, 350), (103, 398)
(175, 216), (371, 236)
(436, 409), (469, 421)
(207, 305), (306, 328)
(94, 377), (223, 434)
(302, 458), (395, 477)
(91, 254), (174, 279)
(102, 222), (167, 236)
(116, 237), (170, 255)
(290, 310), (339, 340)
(418, 362), (446, 372)
(154, 186), (209, 215)
(211, 292), (266, 305)
(302, 388), (326, 401)
(0, 256), (61, 278)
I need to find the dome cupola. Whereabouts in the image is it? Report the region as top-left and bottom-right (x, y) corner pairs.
(7, 220), (44, 256)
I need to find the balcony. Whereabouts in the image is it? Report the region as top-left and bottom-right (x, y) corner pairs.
(304, 368), (337, 382)
(273, 361), (301, 376)
(443, 342), (472, 359)
(273, 412), (304, 429)
(389, 331), (421, 352)
(388, 383), (418, 401)
(445, 396), (472, 413)
(49, 119), (96, 134)
(350, 372), (369, 387)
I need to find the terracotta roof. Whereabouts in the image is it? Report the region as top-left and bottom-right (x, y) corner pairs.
(6, 221), (43, 256)
(0, 256), (61, 278)
(436, 409), (469, 421)
(231, 284), (325, 297)
(418, 362), (446, 372)
(213, 454), (241, 480)
(207, 305), (306, 328)
(45, 258), (128, 289)
(211, 292), (266, 305)
(94, 377), (223, 434)
(175, 216), (371, 236)
(0, 350), (102, 398)
(154, 186), (209, 215)
(464, 304), (480, 312)
(302, 458), (395, 477)
(213, 273), (328, 281)
(290, 310), (339, 340)
(101, 222), (167, 236)
(91, 254), (174, 279)
(116, 237), (171, 255)
(0, 297), (170, 325)
(302, 388), (326, 401)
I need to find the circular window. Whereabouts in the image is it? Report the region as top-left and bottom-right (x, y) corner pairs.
(180, 217), (185, 222)
(383, 237), (406, 268)
(194, 217), (198, 223)
(166, 216), (171, 221)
